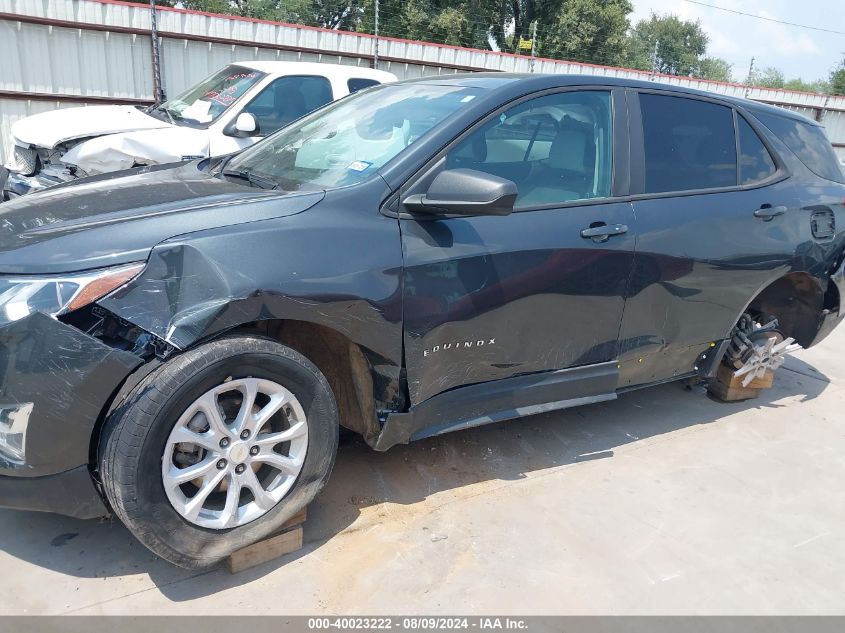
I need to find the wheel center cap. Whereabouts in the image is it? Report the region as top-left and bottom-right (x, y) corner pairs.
(229, 442), (249, 463)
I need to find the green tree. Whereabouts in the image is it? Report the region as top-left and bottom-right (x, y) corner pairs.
(626, 13), (708, 76)
(747, 66), (831, 94)
(361, 0), (498, 49)
(540, 0), (632, 67)
(157, 0), (639, 64)
(164, 0), (365, 29)
(783, 77), (830, 93)
(487, 0), (561, 55)
(748, 66), (785, 88)
(831, 57), (845, 96)
(275, 0), (366, 29)
(697, 57), (732, 82)
(157, 0), (232, 14)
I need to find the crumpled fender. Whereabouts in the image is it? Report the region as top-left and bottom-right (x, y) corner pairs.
(97, 179), (404, 363)
(62, 127), (210, 175)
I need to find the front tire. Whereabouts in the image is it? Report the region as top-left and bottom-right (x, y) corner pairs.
(99, 335), (338, 569)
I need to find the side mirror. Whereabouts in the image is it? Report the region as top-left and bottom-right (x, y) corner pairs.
(402, 169), (516, 217)
(225, 113), (259, 138)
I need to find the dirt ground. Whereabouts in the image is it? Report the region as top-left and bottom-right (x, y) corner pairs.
(1, 326), (844, 615)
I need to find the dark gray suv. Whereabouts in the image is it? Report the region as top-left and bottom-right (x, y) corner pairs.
(1, 74), (844, 568)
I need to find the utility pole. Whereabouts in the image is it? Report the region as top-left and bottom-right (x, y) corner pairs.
(149, 0), (165, 104)
(816, 94), (830, 123)
(529, 21), (537, 72)
(744, 56), (755, 97)
(650, 39), (660, 76)
(372, 0), (379, 69)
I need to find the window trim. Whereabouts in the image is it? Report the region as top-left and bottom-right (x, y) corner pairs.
(735, 110), (781, 186)
(750, 108), (843, 183)
(391, 85), (629, 218)
(347, 77), (381, 93)
(628, 89), (789, 201)
(732, 109), (742, 186)
(235, 74), (334, 136)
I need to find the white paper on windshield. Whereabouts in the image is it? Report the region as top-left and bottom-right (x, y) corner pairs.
(181, 100), (213, 123)
(347, 160), (372, 172)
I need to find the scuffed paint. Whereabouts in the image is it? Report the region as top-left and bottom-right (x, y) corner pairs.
(0, 311), (142, 476)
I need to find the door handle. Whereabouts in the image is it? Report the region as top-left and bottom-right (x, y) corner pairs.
(580, 223), (629, 242)
(753, 205), (787, 221)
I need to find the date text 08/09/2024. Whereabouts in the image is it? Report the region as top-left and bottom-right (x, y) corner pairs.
(307, 617), (528, 630)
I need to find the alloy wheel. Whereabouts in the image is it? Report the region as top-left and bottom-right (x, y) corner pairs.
(161, 377), (308, 529)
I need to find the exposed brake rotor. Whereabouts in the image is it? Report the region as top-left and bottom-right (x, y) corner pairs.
(725, 314), (798, 387)
(733, 332), (796, 387)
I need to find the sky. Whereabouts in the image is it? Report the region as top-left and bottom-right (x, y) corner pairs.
(629, 0), (844, 83)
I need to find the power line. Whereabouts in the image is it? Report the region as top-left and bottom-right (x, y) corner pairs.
(682, 0), (845, 36)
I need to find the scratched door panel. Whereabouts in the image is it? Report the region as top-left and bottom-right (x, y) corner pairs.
(401, 201), (636, 404)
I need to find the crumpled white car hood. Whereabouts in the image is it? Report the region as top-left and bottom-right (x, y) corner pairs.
(11, 104), (171, 148)
(61, 126), (210, 175)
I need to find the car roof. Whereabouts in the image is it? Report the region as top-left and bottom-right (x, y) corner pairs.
(232, 61), (396, 83)
(398, 73), (817, 125)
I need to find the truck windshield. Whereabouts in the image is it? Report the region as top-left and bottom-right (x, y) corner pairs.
(155, 65), (266, 125)
(223, 83), (482, 191)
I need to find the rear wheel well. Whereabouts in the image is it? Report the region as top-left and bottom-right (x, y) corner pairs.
(744, 272), (831, 347)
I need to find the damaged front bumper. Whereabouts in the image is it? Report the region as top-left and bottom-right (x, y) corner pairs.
(1, 169), (64, 200)
(0, 465), (109, 519)
(0, 311), (143, 518)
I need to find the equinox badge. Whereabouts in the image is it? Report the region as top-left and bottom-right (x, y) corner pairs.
(423, 339), (497, 357)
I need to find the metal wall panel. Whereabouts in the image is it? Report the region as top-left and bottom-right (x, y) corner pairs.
(0, 98), (79, 162)
(0, 0), (843, 164)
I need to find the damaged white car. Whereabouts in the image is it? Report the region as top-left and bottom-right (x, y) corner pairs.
(1, 61), (395, 200)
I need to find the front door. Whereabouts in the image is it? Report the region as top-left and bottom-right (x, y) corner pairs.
(400, 88), (637, 404)
(210, 75), (334, 156)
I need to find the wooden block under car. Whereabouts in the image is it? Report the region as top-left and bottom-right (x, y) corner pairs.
(226, 507), (307, 574)
(280, 506), (307, 529)
(708, 365), (775, 402)
(708, 379), (761, 402)
(716, 364), (774, 389)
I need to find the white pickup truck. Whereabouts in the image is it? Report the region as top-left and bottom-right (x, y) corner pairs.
(2, 61), (396, 199)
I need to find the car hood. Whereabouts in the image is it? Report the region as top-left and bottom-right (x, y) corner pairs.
(11, 105), (171, 148)
(62, 126), (210, 175)
(0, 163), (325, 274)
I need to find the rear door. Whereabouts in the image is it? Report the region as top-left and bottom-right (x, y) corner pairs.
(399, 88), (637, 404)
(619, 91), (800, 387)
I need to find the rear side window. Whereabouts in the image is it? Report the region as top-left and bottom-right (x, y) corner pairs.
(348, 78), (380, 93)
(738, 116), (777, 185)
(640, 94), (737, 193)
(242, 75), (333, 136)
(754, 111), (845, 184)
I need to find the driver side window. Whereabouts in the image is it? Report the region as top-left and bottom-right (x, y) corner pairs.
(445, 90), (613, 208)
(241, 75), (333, 136)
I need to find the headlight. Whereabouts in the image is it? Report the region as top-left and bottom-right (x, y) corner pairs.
(0, 262), (144, 326)
(0, 402), (32, 464)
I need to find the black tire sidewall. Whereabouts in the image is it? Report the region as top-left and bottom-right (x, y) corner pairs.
(103, 338), (338, 567)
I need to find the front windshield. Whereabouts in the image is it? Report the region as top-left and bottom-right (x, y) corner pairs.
(224, 83), (483, 191)
(157, 65), (266, 125)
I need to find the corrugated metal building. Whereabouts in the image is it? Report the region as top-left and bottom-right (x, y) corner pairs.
(1, 0), (843, 164)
